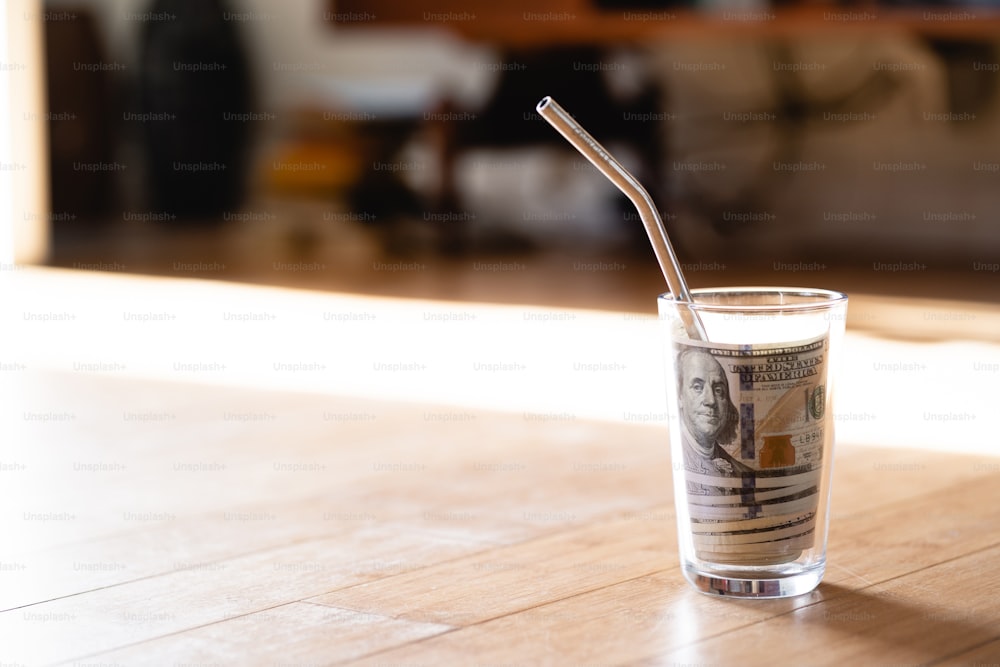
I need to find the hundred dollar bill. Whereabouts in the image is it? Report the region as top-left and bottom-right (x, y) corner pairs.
(687, 480), (817, 506)
(689, 510), (815, 535)
(687, 492), (820, 521)
(669, 332), (830, 565)
(693, 521), (817, 546)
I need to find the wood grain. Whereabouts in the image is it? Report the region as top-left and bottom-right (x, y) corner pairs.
(5, 367), (999, 666)
(90, 602), (454, 666)
(3, 272), (999, 666)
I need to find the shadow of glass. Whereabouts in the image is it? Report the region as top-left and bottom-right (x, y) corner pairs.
(786, 580), (998, 661)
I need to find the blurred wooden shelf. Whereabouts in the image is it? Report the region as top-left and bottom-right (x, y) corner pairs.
(328, 0), (1000, 44)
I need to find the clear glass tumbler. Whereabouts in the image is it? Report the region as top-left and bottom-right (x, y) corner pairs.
(658, 287), (848, 598)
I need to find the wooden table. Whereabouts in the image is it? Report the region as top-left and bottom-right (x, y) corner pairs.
(3, 268), (999, 665)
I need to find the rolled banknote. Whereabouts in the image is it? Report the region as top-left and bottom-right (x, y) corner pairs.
(673, 333), (830, 564)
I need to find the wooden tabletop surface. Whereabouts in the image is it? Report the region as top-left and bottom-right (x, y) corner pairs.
(3, 268), (999, 665)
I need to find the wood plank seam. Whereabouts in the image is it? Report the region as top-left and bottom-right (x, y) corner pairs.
(927, 635), (1000, 666)
(52, 599), (458, 667)
(48, 600), (308, 666)
(657, 541), (1000, 657)
(312, 570), (678, 666)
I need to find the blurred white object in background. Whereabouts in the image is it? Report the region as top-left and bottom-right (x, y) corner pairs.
(1, 0), (49, 265)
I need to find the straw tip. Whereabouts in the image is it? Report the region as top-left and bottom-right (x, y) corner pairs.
(536, 96), (552, 112)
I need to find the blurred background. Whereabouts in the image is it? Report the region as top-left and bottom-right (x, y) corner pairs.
(12, 0), (1000, 309)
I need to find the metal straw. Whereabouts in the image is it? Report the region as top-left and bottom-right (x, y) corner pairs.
(536, 96), (707, 340)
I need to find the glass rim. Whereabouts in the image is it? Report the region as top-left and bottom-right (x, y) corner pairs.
(657, 286), (848, 313)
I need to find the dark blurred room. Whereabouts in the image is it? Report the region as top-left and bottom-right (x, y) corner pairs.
(30, 0), (1000, 308)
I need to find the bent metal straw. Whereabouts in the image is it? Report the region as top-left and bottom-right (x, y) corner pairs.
(536, 96), (707, 341)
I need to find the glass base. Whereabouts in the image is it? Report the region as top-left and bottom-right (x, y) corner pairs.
(683, 562), (824, 599)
